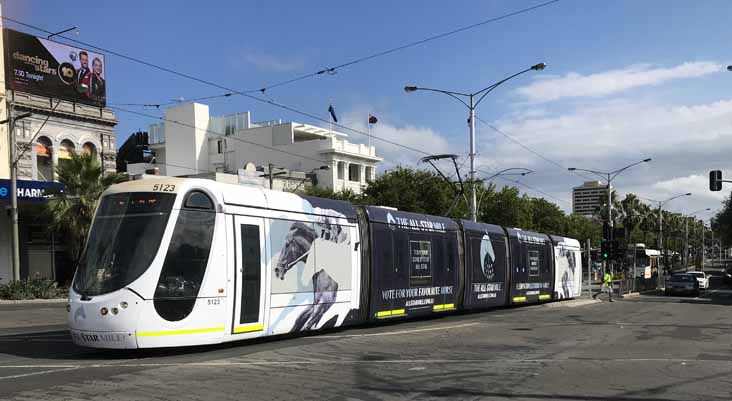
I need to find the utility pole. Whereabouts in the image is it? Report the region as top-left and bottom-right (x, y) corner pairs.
(684, 216), (689, 269)
(9, 105), (20, 282)
(586, 238), (591, 296)
(468, 95), (476, 222)
(404, 62), (546, 222)
(1, 102), (31, 282)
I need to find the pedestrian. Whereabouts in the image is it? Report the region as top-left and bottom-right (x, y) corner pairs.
(592, 271), (614, 302)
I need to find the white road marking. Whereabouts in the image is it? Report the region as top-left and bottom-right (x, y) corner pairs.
(0, 367), (80, 381)
(2, 358), (731, 371)
(317, 322), (480, 338)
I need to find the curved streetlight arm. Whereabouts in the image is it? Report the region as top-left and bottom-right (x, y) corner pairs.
(609, 158), (652, 182)
(474, 67), (535, 108)
(660, 192), (692, 208)
(567, 167), (609, 181)
(476, 168), (533, 210)
(405, 87), (471, 109)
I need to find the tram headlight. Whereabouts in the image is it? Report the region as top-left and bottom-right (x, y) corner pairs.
(100, 307), (108, 316)
(120, 301), (128, 309)
(66, 304), (71, 312)
(111, 307), (119, 315)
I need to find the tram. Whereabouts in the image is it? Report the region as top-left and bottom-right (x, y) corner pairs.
(68, 178), (582, 349)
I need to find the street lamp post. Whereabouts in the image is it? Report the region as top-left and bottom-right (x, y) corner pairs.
(684, 208), (711, 269)
(405, 62), (546, 221)
(1, 105), (33, 282)
(639, 192), (692, 281)
(476, 168), (532, 211)
(567, 158), (652, 276)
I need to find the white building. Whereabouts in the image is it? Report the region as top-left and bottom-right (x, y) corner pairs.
(572, 180), (613, 217)
(147, 103), (381, 194)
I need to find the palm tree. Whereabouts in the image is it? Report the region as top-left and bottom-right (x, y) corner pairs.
(46, 152), (125, 266)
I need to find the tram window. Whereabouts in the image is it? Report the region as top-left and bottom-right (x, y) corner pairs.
(184, 191), (214, 210)
(154, 207), (215, 322)
(240, 224), (261, 324)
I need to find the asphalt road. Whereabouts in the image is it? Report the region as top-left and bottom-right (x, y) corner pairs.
(1, 274), (731, 401)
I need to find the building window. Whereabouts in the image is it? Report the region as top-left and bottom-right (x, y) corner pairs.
(36, 137), (53, 182)
(365, 166), (374, 182)
(217, 140), (224, 154)
(337, 161), (345, 180)
(348, 164), (360, 182)
(82, 142), (97, 157)
(15, 121), (31, 139)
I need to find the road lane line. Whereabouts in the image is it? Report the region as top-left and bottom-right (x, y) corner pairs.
(0, 367), (80, 380)
(317, 322), (480, 338)
(3, 357), (732, 371)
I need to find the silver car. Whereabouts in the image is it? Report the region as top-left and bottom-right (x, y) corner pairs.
(665, 274), (700, 297)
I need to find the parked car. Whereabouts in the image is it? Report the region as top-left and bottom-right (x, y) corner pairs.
(665, 274), (700, 297)
(686, 271), (708, 290)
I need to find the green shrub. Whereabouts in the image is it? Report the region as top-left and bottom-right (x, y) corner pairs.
(0, 278), (66, 300)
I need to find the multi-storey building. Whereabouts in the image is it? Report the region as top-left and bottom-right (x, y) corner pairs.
(0, 13), (117, 282)
(147, 102), (381, 194)
(572, 181), (613, 217)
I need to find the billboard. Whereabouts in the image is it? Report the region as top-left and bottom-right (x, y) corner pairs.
(4, 28), (106, 107)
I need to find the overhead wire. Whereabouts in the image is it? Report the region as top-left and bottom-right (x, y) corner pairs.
(3, 3), (568, 204)
(474, 116), (598, 182)
(2, 0), (560, 107)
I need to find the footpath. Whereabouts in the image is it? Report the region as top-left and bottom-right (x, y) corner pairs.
(0, 300), (67, 332)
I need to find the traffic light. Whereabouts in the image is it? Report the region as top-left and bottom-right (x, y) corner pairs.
(600, 240), (610, 260)
(610, 240), (625, 261)
(710, 170), (723, 191)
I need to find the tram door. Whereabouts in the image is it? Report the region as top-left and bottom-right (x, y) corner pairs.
(232, 216), (266, 336)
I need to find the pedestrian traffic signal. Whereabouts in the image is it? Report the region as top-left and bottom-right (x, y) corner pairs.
(610, 240), (625, 261)
(600, 240), (610, 260)
(710, 170), (723, 191)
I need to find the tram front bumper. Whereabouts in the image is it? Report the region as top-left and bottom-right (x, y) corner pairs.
(67, 289), (142, 349)
(69, 329), (137, 349)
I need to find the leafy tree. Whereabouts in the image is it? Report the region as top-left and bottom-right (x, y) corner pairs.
(46, 152), (125, 265)
(527, 197), (566, 235)
(479, 185), (533, 228)
(361, 166), (464, 217)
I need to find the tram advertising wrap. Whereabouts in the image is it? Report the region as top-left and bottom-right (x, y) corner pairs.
(506, 228), (554, 304)
(4, 28), (107, 107)
(67, 178), (582, 349)
(461, 220), (510, 309)
(364, 207), (459, 320)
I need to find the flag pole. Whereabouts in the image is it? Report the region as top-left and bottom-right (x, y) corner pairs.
(367, 113), (371, 148)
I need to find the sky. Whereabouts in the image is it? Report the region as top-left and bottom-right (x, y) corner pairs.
(4, 0), (732, 219)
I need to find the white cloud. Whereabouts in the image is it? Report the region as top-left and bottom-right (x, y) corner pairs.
(240, 50), (306, 72)
(482, 97), (732, 215)
(340, 111), (460, 170)
(515, 62), (724, 103)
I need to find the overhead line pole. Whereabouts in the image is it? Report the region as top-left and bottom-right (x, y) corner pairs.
(405, 63), (546, 221)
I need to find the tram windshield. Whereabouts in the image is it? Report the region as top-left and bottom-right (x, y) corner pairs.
(73, 192), (176, 296)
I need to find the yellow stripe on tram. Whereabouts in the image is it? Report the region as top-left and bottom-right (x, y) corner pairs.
(136, 326), (225, 337)
(432, 303), (455, 311)
(539, 294), (551, 300)
(513, 296), (527, 302)
(376, 309), (406, 318)
(233, 324), (264, 334)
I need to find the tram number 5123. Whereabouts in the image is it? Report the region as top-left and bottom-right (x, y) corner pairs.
(152, 184), (176, 192)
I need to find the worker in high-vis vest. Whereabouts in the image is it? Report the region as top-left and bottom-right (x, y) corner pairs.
(593, 272), (614, 302)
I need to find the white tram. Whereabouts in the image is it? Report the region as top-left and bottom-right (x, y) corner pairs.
(68, 178), (582, 349)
